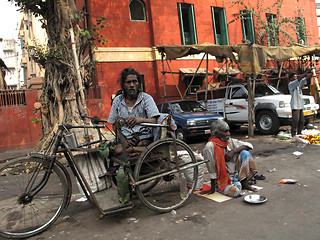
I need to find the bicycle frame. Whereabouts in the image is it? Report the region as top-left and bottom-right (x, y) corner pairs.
(28, 117), (206, 214)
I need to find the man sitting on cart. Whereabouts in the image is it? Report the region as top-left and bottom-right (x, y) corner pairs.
(201, 119), (261, 197)
(108, 68), (160, 155)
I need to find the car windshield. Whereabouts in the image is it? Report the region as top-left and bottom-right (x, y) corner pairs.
(171, 101), (206, 114)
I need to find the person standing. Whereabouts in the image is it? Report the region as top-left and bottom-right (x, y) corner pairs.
(288, 69), (313, 138)
(108, 68), (160, 155)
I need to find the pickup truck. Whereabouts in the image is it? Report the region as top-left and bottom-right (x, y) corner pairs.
(157, 100), (223, 142)
(196, 83), (319, 134)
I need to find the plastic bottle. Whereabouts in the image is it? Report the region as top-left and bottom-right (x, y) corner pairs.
(116, 166), (130, 203)
(179, 172), (188, 199)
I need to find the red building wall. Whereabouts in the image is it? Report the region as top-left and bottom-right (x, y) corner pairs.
(79, 0), (319, 119)
(1, 0), (318, 151)
(0, 90), (42, 151)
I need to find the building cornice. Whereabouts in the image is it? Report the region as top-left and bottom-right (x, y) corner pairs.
(92, 47), (216, 62)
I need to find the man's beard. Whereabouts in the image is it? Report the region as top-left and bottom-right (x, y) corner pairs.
(124, 87), (139, 98)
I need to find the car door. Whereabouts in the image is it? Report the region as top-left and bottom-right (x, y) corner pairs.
(225, 85), (249, 122)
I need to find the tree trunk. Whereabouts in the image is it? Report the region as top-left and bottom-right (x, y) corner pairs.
(39, 0), (86, 131)
(24, 0), (91, 151)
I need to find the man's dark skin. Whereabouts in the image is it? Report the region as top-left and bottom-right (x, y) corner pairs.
(200, 126), (256, 195)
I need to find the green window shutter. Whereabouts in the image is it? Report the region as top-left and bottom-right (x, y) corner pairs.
(189, 5), (197, 44)
(266, 14), (277, 46)
(211, 7), (218, 44)
(177, 3), (197, 45)
(177, 3), (186, 45)
(295, 17), (306, 45)
(241, 10), (247, 41)
(221, 8), (229, 45)
(212, 7), (229, 45)
(241, 11), (255, 43)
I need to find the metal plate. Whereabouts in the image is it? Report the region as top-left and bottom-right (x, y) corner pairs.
(243, 194), (267, 204)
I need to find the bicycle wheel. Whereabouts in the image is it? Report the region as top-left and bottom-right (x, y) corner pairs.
(0, 157), (70, 239)
(134, 138), (198, 213)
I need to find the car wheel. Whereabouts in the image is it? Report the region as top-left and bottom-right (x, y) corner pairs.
(256, 110), (280, 135)
(176, 129), (187, 142)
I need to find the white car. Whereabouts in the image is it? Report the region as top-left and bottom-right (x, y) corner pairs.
(196, 83), (319, 134)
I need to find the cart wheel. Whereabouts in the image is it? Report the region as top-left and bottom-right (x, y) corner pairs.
(134, 138), (198, 213)
(0, 157), (70, 239)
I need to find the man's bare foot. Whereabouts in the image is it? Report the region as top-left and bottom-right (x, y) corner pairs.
(242, 182), (257, 192)
(200, 189), (215, 195)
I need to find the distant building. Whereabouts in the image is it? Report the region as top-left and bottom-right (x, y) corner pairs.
(0, 38), (20, 90)
(18, 10), (47, 89)
(316, 0), (320, 43)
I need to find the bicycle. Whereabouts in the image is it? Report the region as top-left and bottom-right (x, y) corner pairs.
(0, 116), (206, 239)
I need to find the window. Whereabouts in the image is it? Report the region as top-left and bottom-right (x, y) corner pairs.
(139, 74), (145, 92)
(212, 7), (229, 45)
(183, 75), (204, 96)
(241, 10), (255, 43)
(230, 87), (247, 99)
(177, 3), (197, 45)
(266, 13), (279, 46)
(295, 17), (306, 45)
(129, 0), (146, 21)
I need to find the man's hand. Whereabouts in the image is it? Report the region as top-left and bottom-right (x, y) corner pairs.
(225, 149), (235, 161)
(126, 117), (143, 128)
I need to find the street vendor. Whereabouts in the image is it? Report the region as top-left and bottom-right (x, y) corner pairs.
(288, 69), (313, 138)
(108, 68), (160, 155)
(201, 119), (261, 197)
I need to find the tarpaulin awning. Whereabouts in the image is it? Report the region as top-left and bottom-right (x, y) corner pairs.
(157, 42), (235, 61)
(157, 43), (320, 75)
(213, 67), (242, 75)
(179, 68), (212, 75)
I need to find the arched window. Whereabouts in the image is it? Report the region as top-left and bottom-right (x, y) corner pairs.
(129, 0), (146, 21)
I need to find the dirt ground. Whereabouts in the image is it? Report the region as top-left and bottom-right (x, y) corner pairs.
(1, 123), (320, 240)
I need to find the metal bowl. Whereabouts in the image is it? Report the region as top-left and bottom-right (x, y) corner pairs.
(243, 194), (267, 204)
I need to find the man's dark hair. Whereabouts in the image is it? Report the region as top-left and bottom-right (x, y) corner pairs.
(289, 72), (296, 79)
(119, 68), (142, 91)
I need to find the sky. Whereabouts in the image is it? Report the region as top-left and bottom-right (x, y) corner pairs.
(0, 1), (21, 40)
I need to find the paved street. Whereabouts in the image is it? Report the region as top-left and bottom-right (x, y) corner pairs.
(1, 124), (320, 240)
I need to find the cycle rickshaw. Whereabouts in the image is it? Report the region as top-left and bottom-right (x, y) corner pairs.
(0, 115), (206, 239)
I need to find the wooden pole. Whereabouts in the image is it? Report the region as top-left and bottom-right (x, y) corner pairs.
(276, 62), (283, 89)
(161, 53), (168, 101)
(182, 54), (205, 99)
(247, 75), (255, 137)
(205, 53), (209, 109)
(165, 59), (183, 99)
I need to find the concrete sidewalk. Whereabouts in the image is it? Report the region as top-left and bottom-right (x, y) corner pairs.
(0, 148), (33, 163)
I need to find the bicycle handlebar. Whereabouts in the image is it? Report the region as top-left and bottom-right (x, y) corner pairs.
(61, 124), (106, 130)
(81, 115), (109, 124)
(140, 123), (169, 128)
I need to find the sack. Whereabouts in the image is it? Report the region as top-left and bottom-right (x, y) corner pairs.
(75, 151), (112, 194)
(177, 150), (204, 191)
